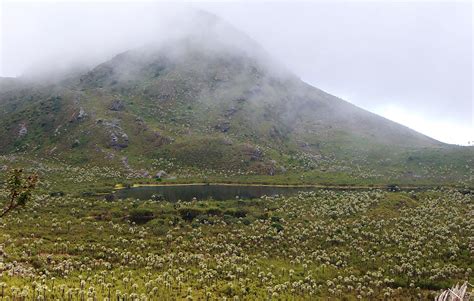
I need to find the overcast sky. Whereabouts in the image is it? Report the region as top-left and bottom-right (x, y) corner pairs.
(1, 0), (472, 145)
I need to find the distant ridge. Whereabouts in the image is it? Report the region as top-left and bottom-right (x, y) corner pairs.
(0, 11), (471, 184)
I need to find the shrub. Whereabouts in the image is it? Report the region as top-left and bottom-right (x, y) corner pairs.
(110, 208), (123, 218)
(129, 208), (155, 224)
(178, 207), (203, 221)
(223, 214), (237, 224)
(49, 191), (64, 197)
(221, 284), (236, 297)
(196, 214), (210, 222)
(270, 216), (281, 222)
(104, 194), (115, 201)
(30, 256), (44, 270)
(1, 169), (38, 218)
(147, 219), (168, 235)
(224, 209), (247, 218)
(271, 222), (284, 232)
(242, 217), (252, 225)
(387, 184), (401, 192)
(91, 211), (111, 221)
(206, 208), (223, 216)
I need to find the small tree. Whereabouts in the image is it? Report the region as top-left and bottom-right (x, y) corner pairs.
(1, 169), (38, 218)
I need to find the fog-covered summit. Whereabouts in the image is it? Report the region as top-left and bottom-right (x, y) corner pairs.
(0, 10), (471, 183)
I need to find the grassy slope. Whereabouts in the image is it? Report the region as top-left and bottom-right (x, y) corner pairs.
(0, 44), (472, 190)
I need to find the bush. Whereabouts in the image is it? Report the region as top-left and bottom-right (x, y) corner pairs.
(147, 219), (168, 235)
(49, 191), (64, 197)
(242, 217), (252, 225)
(271, 222), (284, 232)
(221, 284), (236, 297)
(91, 211), (111, 221)
(178, 207), (203, 221)
(110, 208), (123, 218)
(30, 256), (44, 270)
(223, 214), (237, 224)
(270, 216), (281, 222)
(206, 208), (223, 216)
(104, 194), (115, 201)
(416, 279), (451, 291)
(224, 209), (247, 218)
(195, 214), (210, 222)
(129, 208), (155, 224)
(387, 184), (401, 192)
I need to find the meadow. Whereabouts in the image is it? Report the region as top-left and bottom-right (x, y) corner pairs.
(0, 187), (472, 300)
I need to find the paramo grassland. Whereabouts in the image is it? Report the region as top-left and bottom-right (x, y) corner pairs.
(0, 188), (472, 300)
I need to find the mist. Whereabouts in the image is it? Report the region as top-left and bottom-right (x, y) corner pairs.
(1, 0), (472, 145)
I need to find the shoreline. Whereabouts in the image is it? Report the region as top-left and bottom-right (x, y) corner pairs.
(113, 182), (438, 190)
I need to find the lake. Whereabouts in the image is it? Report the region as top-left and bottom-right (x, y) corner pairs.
(113, 184), (317, 201)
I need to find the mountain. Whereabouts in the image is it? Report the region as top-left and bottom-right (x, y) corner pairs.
(0, 11), (472, 186)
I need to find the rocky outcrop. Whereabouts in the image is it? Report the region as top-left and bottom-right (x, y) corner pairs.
(224, 107), (238, 118)
(18, 123), (27, 137)
(98, 119), (129, 149)
(147, 131), (172, 147)
(110, 133), (129, 149)
(269, 126), (287, 140)
(121, 156), (131, 170)
(242, 144), (263, 161)
(78, 107), (87, 119)
(109, 99), (125, 111)
(215, 120), (230, 133)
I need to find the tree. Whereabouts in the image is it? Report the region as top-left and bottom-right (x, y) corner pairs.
(1, 169), (38, 218)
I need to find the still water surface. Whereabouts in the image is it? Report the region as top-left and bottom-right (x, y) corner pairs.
(114, 184), (316, 201)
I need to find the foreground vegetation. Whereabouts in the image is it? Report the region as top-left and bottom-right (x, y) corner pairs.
(0, 187), (472, 300)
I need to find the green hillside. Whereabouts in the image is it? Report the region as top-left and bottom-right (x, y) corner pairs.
(0, 13), (472, 188)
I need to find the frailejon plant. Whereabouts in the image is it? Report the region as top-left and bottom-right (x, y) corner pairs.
(435, 282), (472, 301)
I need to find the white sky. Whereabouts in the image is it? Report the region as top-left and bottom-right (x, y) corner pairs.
(1, 0), (473, 145)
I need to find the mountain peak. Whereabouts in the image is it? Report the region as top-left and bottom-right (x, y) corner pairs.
(1, 9), (467, 185)
(78, 9), (297, 90)
(146, 10), (286, 74)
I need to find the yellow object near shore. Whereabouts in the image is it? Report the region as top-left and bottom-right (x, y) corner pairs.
(114, 183), (125, 189)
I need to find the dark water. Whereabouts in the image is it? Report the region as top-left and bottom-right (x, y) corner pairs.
(113, 185), (316, 201)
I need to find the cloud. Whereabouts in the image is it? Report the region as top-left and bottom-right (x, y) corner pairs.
(201, 1), (472, 145)
(371, 103), (473, 145)
(0, 1), (471, 144)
